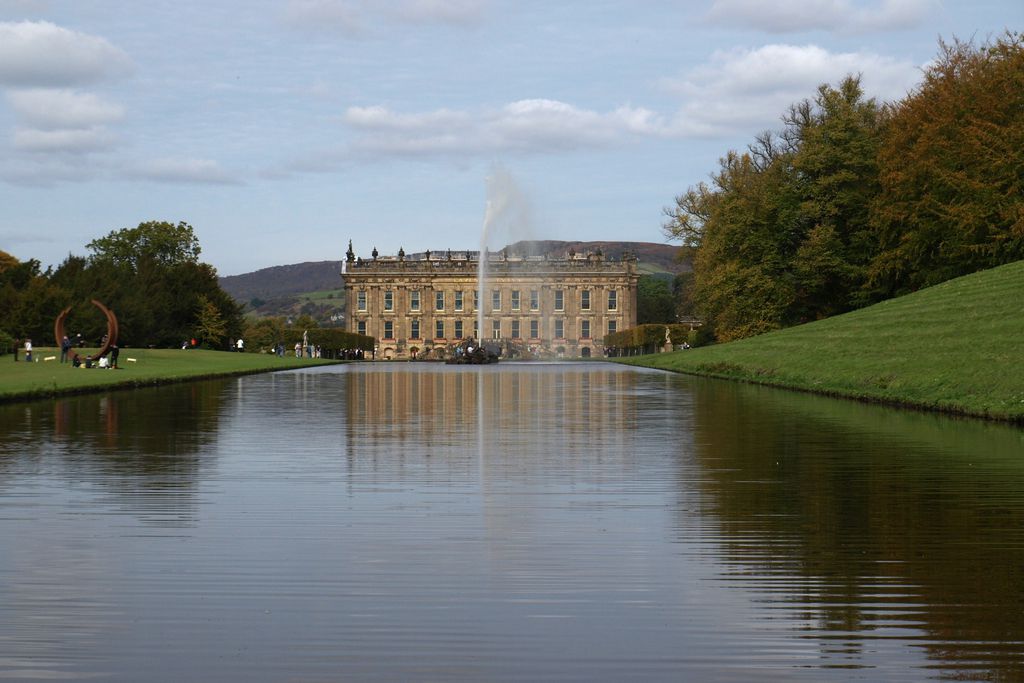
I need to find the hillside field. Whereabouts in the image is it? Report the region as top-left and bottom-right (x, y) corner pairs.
(619, 260), (1024, 422)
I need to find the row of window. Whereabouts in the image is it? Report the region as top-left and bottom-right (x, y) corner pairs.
(357, 288), (618, 313)
(356, 318), (618, 341)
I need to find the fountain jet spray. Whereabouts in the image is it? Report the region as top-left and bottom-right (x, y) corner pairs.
(478, 166), (532, 344)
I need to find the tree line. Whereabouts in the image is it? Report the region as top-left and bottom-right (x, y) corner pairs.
(0, 221), (244, 352)
(663, 33), (1023, 342)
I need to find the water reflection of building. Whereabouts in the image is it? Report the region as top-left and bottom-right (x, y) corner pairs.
(343, 367), (639, 468)
(342, 246), (640, 360)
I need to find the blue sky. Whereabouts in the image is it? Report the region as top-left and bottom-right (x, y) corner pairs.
(0, 1), (1019, 275)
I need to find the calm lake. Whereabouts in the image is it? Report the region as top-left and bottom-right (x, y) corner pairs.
(1, 362), (1023, 681)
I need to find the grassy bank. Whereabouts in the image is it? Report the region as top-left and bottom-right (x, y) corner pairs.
(0, 348), (340, 403)
(618, 260), (1024, 422)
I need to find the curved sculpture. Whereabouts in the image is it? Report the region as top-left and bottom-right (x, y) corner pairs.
(54, 300), (119, 361)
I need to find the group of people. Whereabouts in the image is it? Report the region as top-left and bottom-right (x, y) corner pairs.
(294, 342), (322, 358)
(13, 334), (118, 368)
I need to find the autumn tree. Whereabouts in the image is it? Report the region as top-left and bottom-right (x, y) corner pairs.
(194, 294), (227, 348)
(664, 76), (883, 340)
(868, 32), (1024, 297)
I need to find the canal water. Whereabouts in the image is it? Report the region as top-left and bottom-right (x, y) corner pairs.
(1, 363), (1022, 681)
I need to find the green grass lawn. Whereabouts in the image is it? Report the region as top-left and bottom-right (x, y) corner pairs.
(619, 260), (1024, 422)
(0, 348), (340, 402)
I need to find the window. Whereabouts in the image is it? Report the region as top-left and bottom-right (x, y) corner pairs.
(607, 320), (617, 335)
(492, 289), (501, 311)
(492, 319), (500, 339)
(384, 290), (393, 311)
(511, 320), (520, 339)
(435, 291), (445, 311)
(473, 320), (479, 338)
(357, 320), (366, 335)
(581, 320), (590, 339)
(410, 290), (420, 311)
(511, 290), (521, 311)
(554, 319), (564, 338)
(608, 290), (618, 311)
(581, 290), (591, 310)
(384, 320), (394, 339)
(530, 319), (538, 339)
(455, 290), (464, 311)
(454, 320), (463, 339)
(357, 291), (367, 311)
(554, 290), (564, 311)
(474, 290), (479, 309)
(435, 320), (444, 339)
(411, 319), (420, 339)
(530, 289), (539, 311)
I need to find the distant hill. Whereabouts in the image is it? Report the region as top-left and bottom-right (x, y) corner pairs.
(220, 241), (685, 321)
(220, 261), (343, 306)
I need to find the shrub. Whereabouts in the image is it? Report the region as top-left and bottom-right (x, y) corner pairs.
(687, 325), (715, 348)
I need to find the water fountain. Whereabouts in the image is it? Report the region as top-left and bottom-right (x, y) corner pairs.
(473, 166), (532, 362)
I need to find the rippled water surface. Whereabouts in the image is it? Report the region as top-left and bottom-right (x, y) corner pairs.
(2, 363), (1024, 681)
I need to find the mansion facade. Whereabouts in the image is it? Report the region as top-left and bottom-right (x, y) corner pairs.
(342, 245), (640, 360)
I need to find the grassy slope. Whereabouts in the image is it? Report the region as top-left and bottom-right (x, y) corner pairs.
(619, 260), (1024, 421)
(0, 349), (338, 402)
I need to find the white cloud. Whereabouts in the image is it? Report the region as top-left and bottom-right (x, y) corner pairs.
(12, 126), (114, 153)
(6, 89), (124, 130)
(284, 0), (486, 34)
(705, 0), (938, 34)
(339, 99), (676, 160)
(0, 150), (112, 185)
(331, 40), (922, 165)
(0, 21), (131, 87)
(664, 44), (921, 134)
(343, 104), (471, 131)
(130, 157), (239, 185)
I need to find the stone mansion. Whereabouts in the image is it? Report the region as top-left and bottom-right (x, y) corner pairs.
(342, 244), (640, 360)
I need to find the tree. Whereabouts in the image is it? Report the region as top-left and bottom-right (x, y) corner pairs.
(244, 316), (287, 352)
(868, 33), (1024, 297)
(637, 275), (677, 324)
(49, 223), (243, 348)
(789, 76), (882, 316)
(672, 272), (696, 320)
(0, 257), (67, 343)
(0, 250), (18, 272)
(87, 220), (201, 271)
(194, 294), (227, 348)
(663, 76), (882, 340)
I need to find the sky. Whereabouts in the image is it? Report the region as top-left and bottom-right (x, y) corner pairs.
(0, 1), (1019, 276)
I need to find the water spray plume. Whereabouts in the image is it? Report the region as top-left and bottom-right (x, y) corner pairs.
(478, 166), (535, 342)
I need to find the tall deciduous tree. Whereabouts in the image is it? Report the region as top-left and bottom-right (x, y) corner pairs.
(663, 76), (883, 341)
(868, 33), (1024, 297)
(87, 220), (201, 271)
(789, 77), (881, 316)
(48, 222), (243, 348)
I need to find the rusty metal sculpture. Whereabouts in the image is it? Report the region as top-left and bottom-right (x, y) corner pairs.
(54, 300), (119, 361)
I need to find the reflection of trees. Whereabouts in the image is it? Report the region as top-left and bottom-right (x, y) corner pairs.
(685, 378), (1024, 680)
(0, 381), (226, 525)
